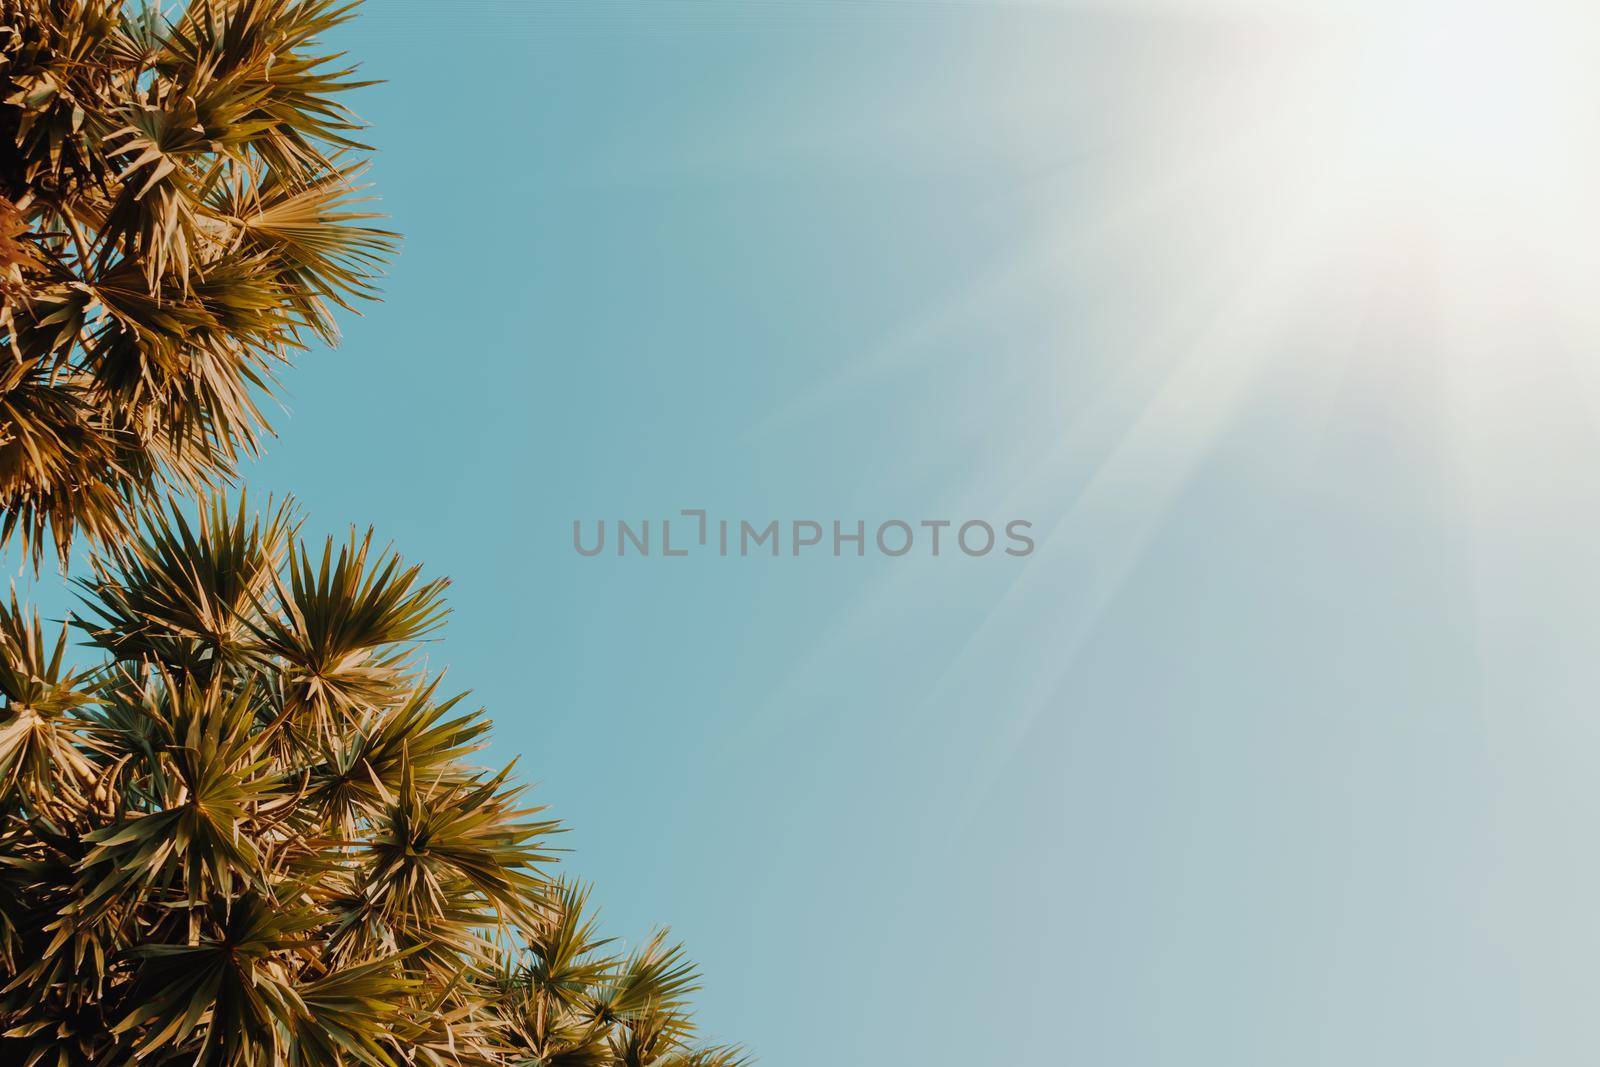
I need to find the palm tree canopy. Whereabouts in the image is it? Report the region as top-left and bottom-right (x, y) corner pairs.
(0, 0), (396, 567)
(0, 496), (745, 1066)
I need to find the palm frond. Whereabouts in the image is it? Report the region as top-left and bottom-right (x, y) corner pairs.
(0, 494), (744, 1064)
(0, 0), (397, 567)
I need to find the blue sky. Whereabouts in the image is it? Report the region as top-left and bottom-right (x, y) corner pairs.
(12, 1), (1600, 1062)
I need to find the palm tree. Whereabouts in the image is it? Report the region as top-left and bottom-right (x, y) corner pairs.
(0, 496), (746, 1065)
(0, 0), (396, 567)
(2, 2), (743, 1061)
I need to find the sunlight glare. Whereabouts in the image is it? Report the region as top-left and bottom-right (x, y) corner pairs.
(1339, 4), (1592, 218)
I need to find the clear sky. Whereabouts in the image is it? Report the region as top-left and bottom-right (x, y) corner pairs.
(11, 1), (1600, 1062)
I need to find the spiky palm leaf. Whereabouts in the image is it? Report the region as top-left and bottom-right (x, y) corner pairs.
(0, 497), (743, 1065)
(0, 0), (396, 567)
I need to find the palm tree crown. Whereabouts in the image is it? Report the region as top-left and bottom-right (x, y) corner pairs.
(0, 0), (395, 567)
(0, 497), (745, 1066)
(2, 3), (743, 1061)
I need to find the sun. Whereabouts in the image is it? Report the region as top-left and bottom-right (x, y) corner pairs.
(1191, 0), (1600, 326)
(1331, 4), (1593, 216)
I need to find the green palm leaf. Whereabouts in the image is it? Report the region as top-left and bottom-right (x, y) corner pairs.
(0, 495), (742, 1064)
(1, 0), (398, 567)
